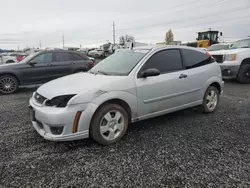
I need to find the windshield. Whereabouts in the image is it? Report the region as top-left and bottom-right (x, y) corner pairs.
(89, 49), (149, 76)
(230, 39), (250, 49)
(207, 44), (229, 51)
(19, 52), (39, 63)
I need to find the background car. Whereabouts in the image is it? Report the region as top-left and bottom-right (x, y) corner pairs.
(88, 49), (105, 58)
(0, 54), (18, 64)
(0, 50), (95, 94)
(207, 43), (231, 51)
(209, 38), (250, 83)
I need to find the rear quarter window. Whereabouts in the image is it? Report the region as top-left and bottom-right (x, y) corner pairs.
(181, 49), (213, 69)
(71, 53), (86, 61)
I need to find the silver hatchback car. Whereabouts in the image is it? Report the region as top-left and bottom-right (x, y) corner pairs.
(29, 45), (224, 145)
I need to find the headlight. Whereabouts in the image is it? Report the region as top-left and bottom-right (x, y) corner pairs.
(224, 54), (236, 61)
(45, 95), (76, 107)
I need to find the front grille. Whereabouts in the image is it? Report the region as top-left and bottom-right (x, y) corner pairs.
(34, 92), (47, 104)
(212, 55), (224, 63)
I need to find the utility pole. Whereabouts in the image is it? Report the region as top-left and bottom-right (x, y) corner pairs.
(112, 21), (116, 45)
(39, 40), (42, 49)
(62, 35), (65, 48)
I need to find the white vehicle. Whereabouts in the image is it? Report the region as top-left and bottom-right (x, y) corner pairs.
(207, 43), (231, 51)
(210, 38), (250, 83)
(88, 49), (105, 58)
(124, 41), (148, 49)
(29, 45), (223, 145)
(0, 55), (17, 64)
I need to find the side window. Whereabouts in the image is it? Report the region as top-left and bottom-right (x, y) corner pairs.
(71, 53), (84, 61)
(54, 52), (70, 62)
(31, 53), (52, 63)
(181, 49), (212, 69)
(141, 49), (182, 74)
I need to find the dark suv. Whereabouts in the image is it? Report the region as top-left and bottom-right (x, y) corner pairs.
(0, 50), (95, 94)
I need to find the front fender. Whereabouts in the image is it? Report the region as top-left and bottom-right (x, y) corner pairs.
(91, 91), (138, 119)
(0, 71), (22, 84)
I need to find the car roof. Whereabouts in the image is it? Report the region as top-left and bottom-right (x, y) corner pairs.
(210, 43), (229, 46)
(133, 45), (206, 53)
(40, 50), (80, 53)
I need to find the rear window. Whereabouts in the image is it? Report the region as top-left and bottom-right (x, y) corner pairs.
(54, 52), (70, 62)
(181, 49), (213, 69)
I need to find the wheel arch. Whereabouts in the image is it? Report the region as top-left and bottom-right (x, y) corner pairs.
(6, 60), (15, 63)
(91, 98), (132, 125)
(241, 58), (250, 66)
(209, 82), (221, 94)
(0, 73), (21, 85)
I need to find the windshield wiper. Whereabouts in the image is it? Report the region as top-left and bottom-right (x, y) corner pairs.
(97, 70), (109, 75)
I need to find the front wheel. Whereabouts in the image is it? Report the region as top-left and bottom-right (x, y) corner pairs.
(90, 103), (128, 145)
(237, 64), (250, 84)
(200, 86), (220, 113)
(0, 75), (19, 94)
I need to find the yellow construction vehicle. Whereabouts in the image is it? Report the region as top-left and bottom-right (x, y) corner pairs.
(187, 30), (223, 48)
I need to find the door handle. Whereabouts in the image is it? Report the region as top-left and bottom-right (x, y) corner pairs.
(179, 74), (188, 79)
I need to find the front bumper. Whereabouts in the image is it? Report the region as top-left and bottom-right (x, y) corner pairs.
(29, 97), (98, 142)
(220, 64), (240, 79)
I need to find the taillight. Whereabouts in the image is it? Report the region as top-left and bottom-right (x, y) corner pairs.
(89, 61), (95, 67)
(206, 52), (215, 61)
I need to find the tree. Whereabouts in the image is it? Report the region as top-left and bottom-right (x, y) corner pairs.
(165, 29), (174, 45)
(119, 35), (135, 45)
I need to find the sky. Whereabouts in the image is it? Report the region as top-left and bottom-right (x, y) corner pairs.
(0, 0), (250, 50)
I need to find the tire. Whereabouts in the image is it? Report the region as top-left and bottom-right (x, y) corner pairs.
(0, 75), (19, 94)
(90, 103), (129, 145)
(237, 64), (250, 84)
(200, 86), (220, 113)
(6, 60), (15, 64)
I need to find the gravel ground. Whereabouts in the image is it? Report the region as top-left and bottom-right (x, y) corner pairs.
(0, 81), (249, 188)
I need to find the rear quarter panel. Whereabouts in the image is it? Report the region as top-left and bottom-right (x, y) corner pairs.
(199, 62), (223, 96)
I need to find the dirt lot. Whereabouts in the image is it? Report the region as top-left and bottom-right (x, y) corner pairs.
(0, 81), (249, 188)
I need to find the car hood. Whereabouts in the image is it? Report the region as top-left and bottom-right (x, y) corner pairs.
(37, 73), (127, 99)
(209, 48), (250, 55)
(0, 62), (20, 69)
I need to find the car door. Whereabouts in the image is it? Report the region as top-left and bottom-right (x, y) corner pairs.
(135, 49), (194, 118)
(20, 52), (54, 84)
(180, 48), (216, 101)
(50, 52), (73, 80)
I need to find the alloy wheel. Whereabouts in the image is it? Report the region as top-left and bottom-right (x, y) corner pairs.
(206, 90), (218, 111)
(100, 110), (125, 141)
(244, 68), (250, 79)
(0, 77), (17, 94)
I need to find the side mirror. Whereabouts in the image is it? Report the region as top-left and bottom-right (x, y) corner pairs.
(29, 61), (37, 65)
(141, 68), (160, 78)
(220, 32), (223, 36)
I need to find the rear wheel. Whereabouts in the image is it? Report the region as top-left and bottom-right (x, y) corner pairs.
(200, 86), (219, 113)
(0, 75), (19, 94)
(6, 60), (15, 64)
(90, 103), (128, 145)
(237, 64), (250, 84)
